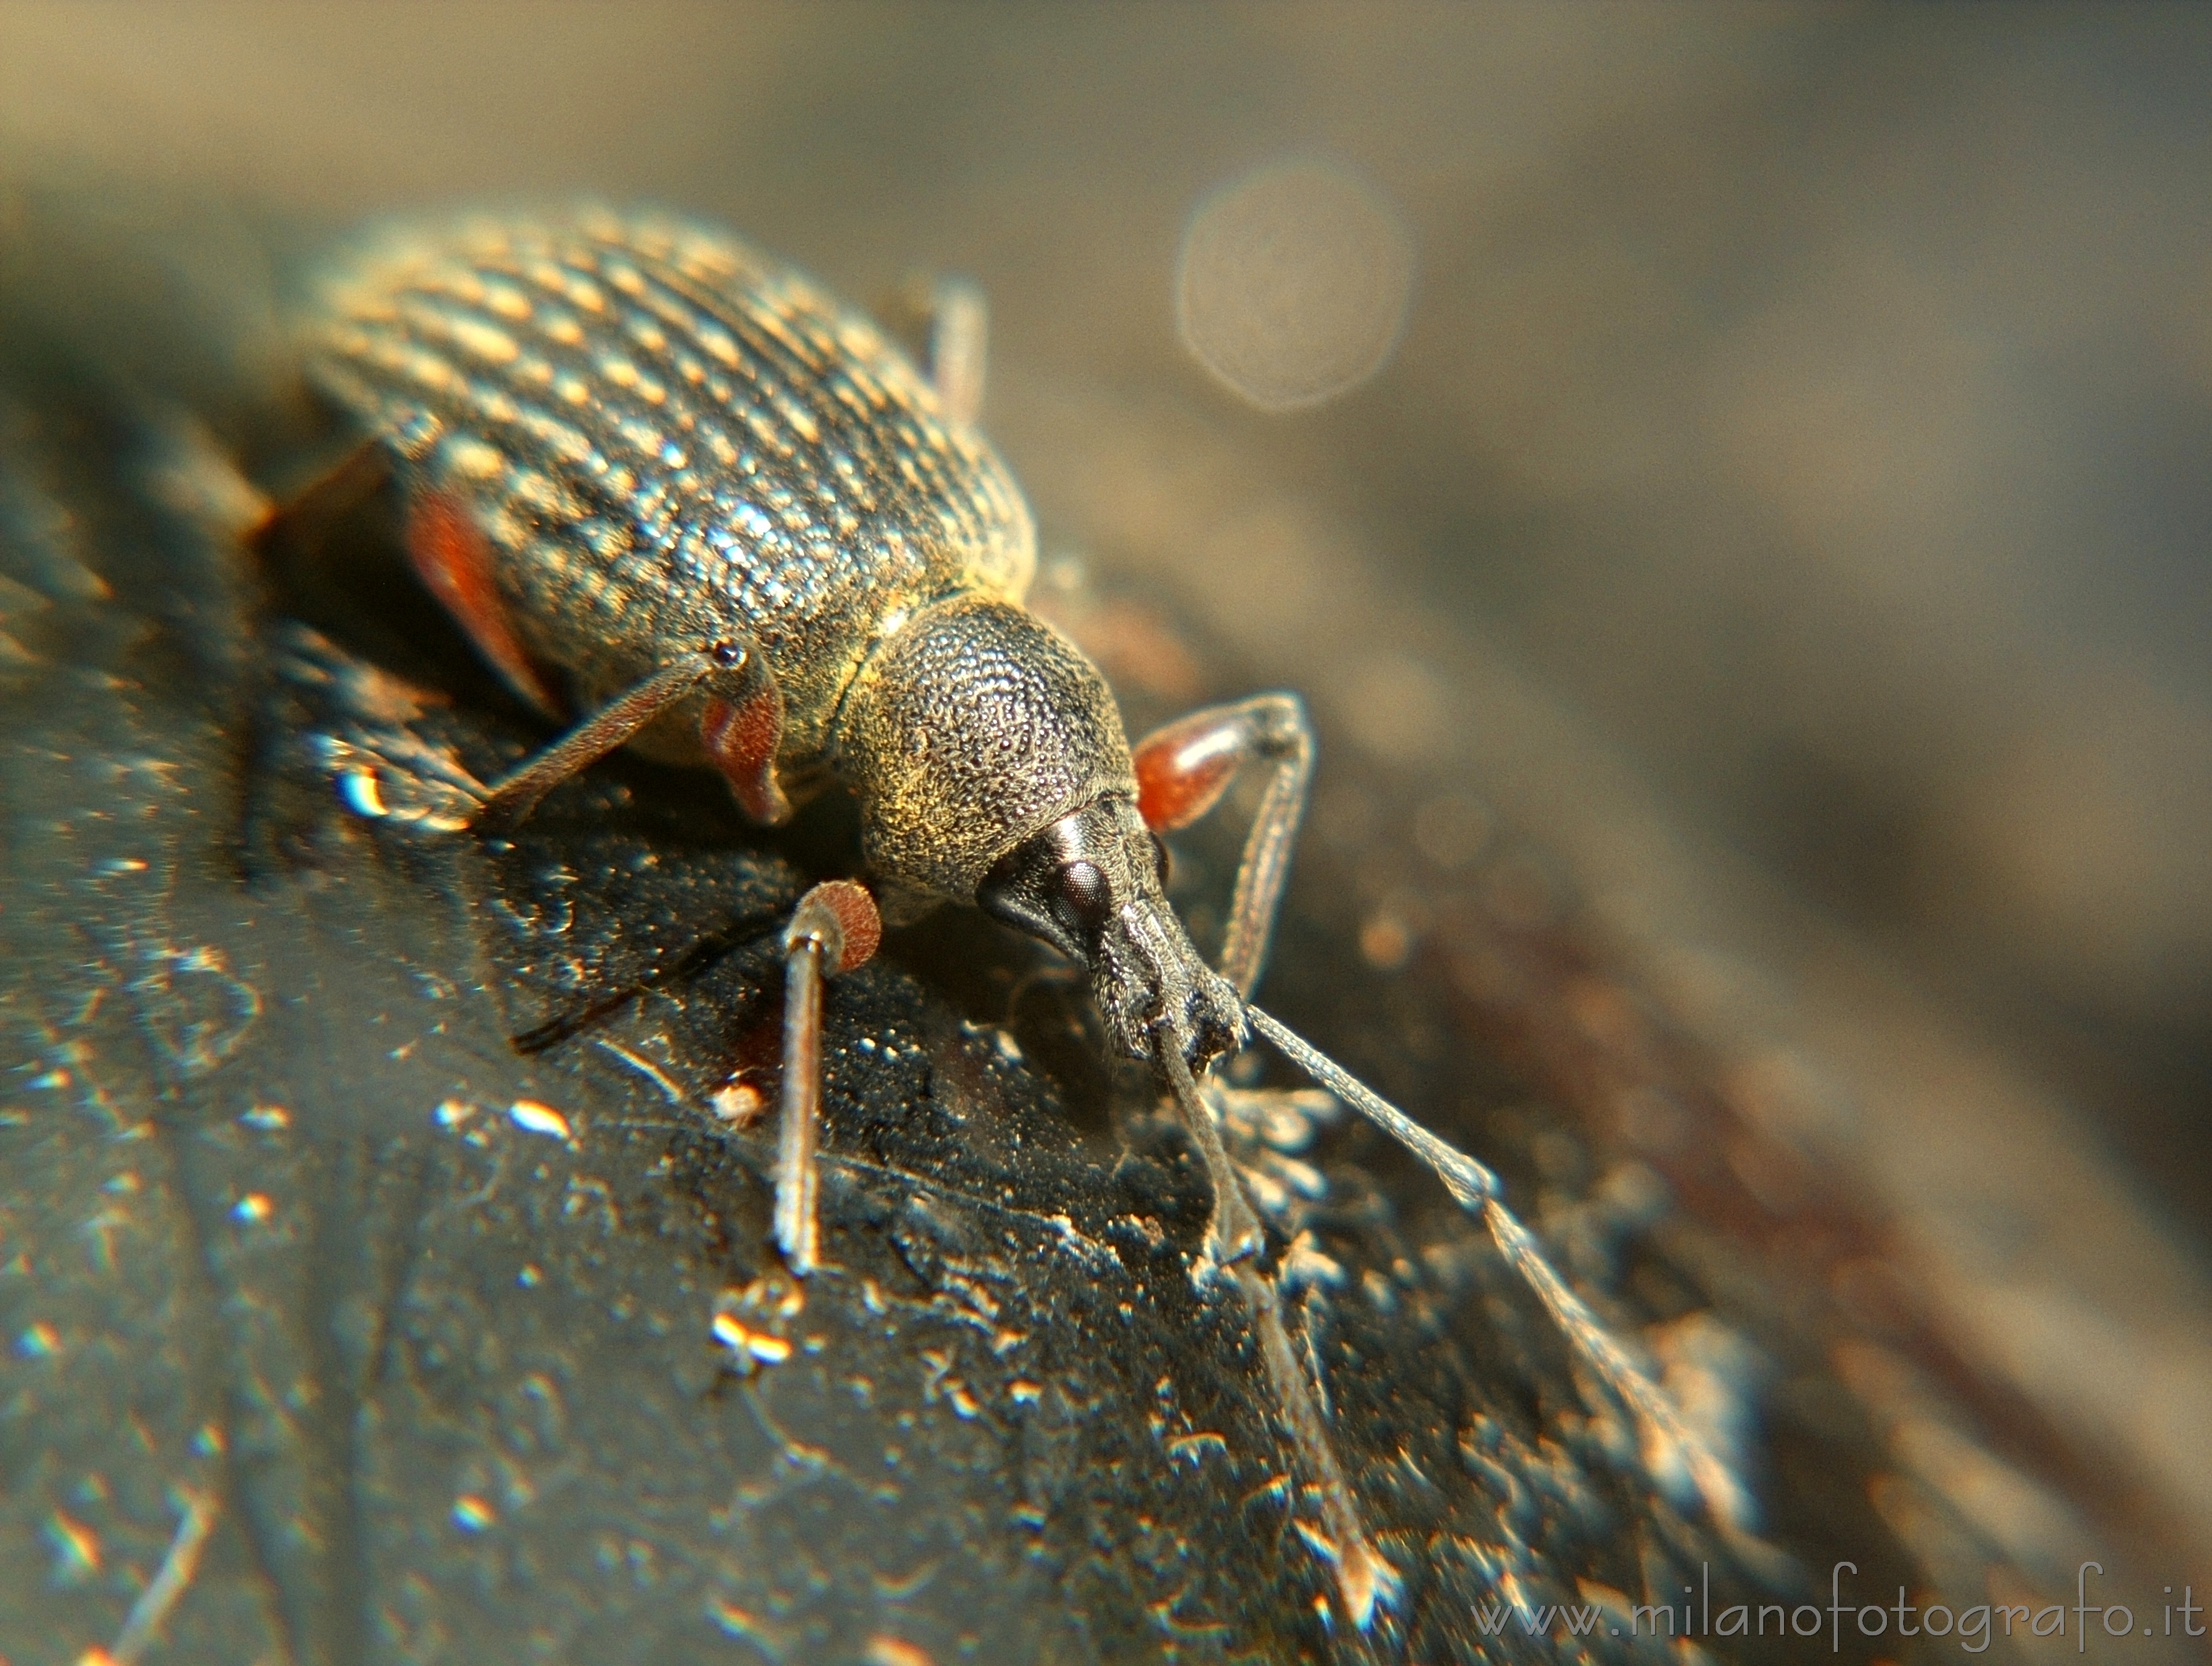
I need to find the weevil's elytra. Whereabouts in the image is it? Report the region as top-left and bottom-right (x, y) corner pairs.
(286, 206), (1741, 1629)
(314, 211), (1035, 805)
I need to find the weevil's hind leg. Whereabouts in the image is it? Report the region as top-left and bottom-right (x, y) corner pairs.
(470, 638), (783, 833)
(1244, 1005), (1748, 1526)
(1134, 693), (1313, 998)
(921, 277), (989, 428)
(772, 882), (882, 1276)
(262, 465), (562, 720)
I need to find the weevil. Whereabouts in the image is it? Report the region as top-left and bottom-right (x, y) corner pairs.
(268, 208), (1737, 1624)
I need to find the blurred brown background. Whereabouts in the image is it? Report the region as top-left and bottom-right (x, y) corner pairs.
(4, 0), (2207, 1608)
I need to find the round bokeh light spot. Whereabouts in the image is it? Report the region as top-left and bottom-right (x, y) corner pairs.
(1175, 161), (1415, 412)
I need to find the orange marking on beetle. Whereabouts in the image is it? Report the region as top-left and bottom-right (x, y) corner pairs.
(1135, 729), (1238, 832)
(405, 492), (560, 716)
(700, 684), (789, 824)
(810, 879), (881, 974)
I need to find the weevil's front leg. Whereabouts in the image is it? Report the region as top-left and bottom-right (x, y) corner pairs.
(1135, 693), (1311, 1262)
(1158, 1030), (1265, 1269)
(773, 880), (882, 1276)
(1133, 692), (1314, 999)
(471, 639), (786, 832)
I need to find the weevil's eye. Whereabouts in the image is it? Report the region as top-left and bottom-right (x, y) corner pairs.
(1053, 860), (1112, 938)
(1148, 831), (1172, 889)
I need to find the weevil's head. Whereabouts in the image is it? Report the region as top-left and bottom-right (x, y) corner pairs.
(837, 595), (1244, 1068)
(977, 793), (1245, 1068)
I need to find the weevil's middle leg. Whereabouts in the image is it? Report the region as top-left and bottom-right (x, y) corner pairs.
(1134, 692), (1314, 1000)
(471, 639), (784, 833)
(771, 881), (882, 1276)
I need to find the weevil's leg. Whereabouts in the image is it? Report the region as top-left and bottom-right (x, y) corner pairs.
(1168, 1037), (1391, 1620)
(773, 881), (882, 1276)
(405, 491), (564, 718)
(922, 277), (989, 428)
(699, 665), (793, 827)
(1245, 1005), (1746, 1524)
(254, 460), (563, 719)
(471, 638), (781, 833)
(1135, 694), (1314, 999)
(1139, 696), (1309, 1255)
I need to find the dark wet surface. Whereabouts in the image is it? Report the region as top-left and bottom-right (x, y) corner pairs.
(3, 14), (2208, 1654)
(0, 374), (1937, 1662)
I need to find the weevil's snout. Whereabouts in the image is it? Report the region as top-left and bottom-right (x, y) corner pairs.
(979, 797), (1244, 1070)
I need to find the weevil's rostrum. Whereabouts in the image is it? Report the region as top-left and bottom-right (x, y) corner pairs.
(311, 211), (1036, 803)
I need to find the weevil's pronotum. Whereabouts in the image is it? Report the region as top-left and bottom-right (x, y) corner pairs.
(270, 209), (1737, 1623)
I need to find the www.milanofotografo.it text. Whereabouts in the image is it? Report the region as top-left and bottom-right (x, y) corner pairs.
(1465, 1563), (2203, 1651)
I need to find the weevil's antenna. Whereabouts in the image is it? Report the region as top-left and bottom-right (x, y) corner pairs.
(1230, 1259), (1399, 1630)
(1157, 1024), (1264, 1270)
(1245, 1004), (1751, 1528)
(1159, 1016), (1399, 1629)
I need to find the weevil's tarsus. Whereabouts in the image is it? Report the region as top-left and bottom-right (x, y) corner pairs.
(775, 880), (881, 1277)
(1158, 1025), (1264, 1271)
(1134, 694), (1313, 998)
(1244, 1003), (1744, 1523)
(925, 276), (989, 429)
(278, 620), (492, 833)
(471, 637), (780, 834)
